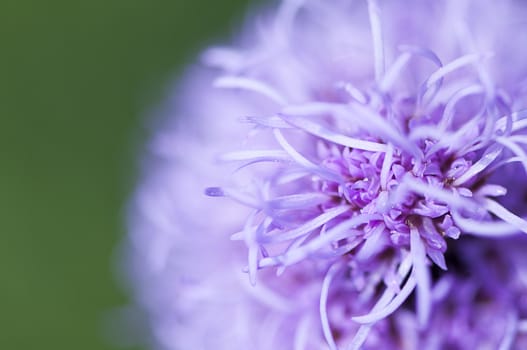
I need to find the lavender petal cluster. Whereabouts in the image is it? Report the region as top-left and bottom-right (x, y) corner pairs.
(125, 0), (527, 349)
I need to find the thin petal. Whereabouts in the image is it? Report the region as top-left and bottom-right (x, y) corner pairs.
(423, 53), (492, 93)
(499, 312), (518, 350)
(261, 205), (350, 243)
(483, 198), (527, 234)
(261, 214), (380, 267)
(352, 273), (417, 324)
(218, 150), (291, 163)
(453, 144), (502, 186)
(273, 128), (344, 182)
(398, 176), (477, 211)
(214, 75), (286, 105)
(452, 211), (523, 237)
(496, 136), (527, 174)
(266, 192), (331, 210)
(346, 254), (413, 350)
(410, 226), (431, 327)
(280, 112), (387, 152)
(294, 315), (312, 350)
(380, 143), (394, 190)
(320, 263), (341, 350)
(367, 0), (385, 82)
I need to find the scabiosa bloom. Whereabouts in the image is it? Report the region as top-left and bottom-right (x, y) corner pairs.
(125, 0), (527, 349)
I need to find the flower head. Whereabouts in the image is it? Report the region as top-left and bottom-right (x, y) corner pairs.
(126, 0), (527, 349)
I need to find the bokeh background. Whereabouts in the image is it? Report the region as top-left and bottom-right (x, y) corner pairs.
(0, 1), (256, 349)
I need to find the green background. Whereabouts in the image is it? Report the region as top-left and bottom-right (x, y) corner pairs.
(0, 1), (254, 349)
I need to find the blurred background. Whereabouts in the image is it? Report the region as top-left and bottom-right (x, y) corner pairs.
(0, 1), (256, 349)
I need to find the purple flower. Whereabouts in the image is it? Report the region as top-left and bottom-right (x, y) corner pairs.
(125, 0), (527, 349)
